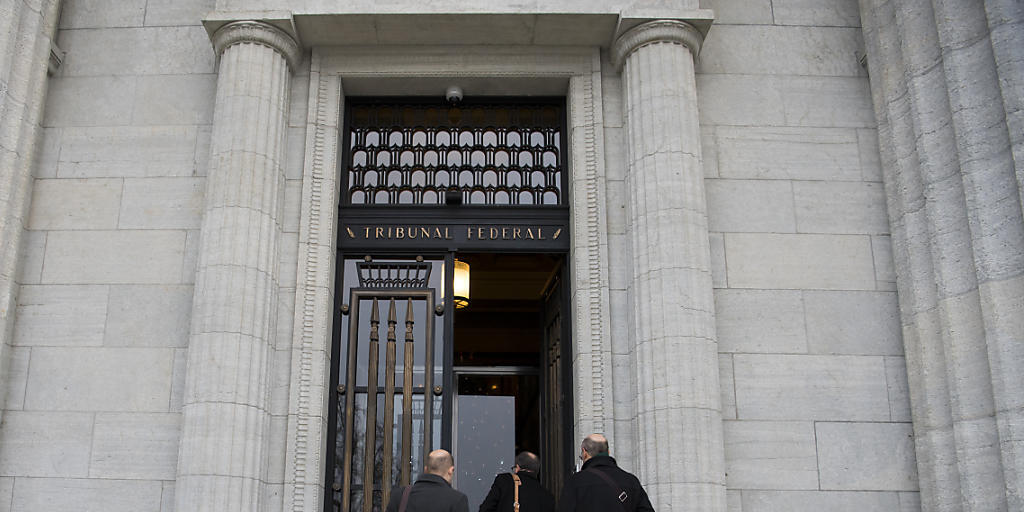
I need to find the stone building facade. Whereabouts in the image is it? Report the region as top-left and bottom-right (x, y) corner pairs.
(0, 0), (1020, 511)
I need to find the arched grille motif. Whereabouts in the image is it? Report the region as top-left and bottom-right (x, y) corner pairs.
(344, 101), (565, 206)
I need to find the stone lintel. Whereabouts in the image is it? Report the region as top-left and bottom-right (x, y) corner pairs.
(610, 19), (707, 70)
(200, 9), (712, 49)
(208, 18), (302, 72)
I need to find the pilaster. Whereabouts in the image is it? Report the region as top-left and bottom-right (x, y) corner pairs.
(175, 20), (300, 512)
(611, 19), (725, 511)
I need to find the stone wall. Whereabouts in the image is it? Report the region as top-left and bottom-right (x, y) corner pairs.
(696, 0), (918, 510)
(0, 0), (924, 510)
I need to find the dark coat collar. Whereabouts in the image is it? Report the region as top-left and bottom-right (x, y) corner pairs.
(416, 473), (453, 487)
(515, 470), (540, 481)
(581, 454), (618, 471)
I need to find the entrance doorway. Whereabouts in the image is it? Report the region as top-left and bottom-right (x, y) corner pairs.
(324, 97), (573, 512)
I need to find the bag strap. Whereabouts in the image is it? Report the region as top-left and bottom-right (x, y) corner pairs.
(586, 468), (628, 511)
(512, 473), (521, 512)
(398, 485), (412, 512)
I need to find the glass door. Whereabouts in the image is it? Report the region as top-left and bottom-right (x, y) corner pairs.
(453, 368), (540, 510)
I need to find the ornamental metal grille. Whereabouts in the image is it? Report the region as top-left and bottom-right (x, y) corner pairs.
(344, 101), (565, 206)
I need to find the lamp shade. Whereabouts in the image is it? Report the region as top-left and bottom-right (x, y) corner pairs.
(453, 259), (470, 309)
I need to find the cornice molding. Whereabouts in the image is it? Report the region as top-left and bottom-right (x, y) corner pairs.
(611, 19), (704, 70)
(212, 20), (301, 72)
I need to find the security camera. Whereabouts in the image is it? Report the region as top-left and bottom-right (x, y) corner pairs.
(445, 85), (464, 104)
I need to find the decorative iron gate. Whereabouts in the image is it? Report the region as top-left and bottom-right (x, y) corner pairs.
(333, 259), (442, 512)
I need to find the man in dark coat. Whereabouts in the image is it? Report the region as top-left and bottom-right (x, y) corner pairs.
(385, 449), (470, 512)
(558, 434), (655, 512)
(479, 451), (556, 512)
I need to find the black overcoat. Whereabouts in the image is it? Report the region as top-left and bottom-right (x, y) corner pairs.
(385, 473), (470, 512)
(557, 456), (655, 512)
(478, 471), (556, 512)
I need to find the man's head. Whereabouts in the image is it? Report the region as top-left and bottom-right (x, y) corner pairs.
(425, 449), (456, 483)
(514, 451), (541, 474)
(580, 433), (609, 463)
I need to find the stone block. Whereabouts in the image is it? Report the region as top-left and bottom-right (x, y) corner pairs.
(886, 357), (912, 422)
(162, 482), (175, 512)
(105, 285), (193, 347)
(284, 126), (307, 180)
(899, 492), (921, 511)
(59, 0), (146, 28)
(11, 478), (162, 511)
(60, 26), (214, 76)
(194, 125), (212, 177)
(714, 289), (807, 353)
(280, 232), (299, 289)
(35, 127), (61, 178)
(872, 235), (896, 289)
(0, 411), (92, 477)
(794, 181), (889, 234)
(724, 420), (818, 489)
(706, 179), (796, 233)
(699, 0), (772, 24)
(119, 177), (205, 229)
(602, 127), (626, 181)
(28, 178), (122, 230)
(42, 230), (185, 284)
(701, 127), (718, 178)
(697, 75), (786, 127)
(709, 232), (727, 288)
(14, 285), (108, 347)
(804, 291), (902, 355)
(181, 229), (200, 284)
(89, 413), (180, 480)
(283, 179), (302, 233)
(727, 489), (742, 512)
(720, 354), (736, 419)
(24, 347), (173, 412)
(816, 422), (918, 491)
(725, 233), (876, 290)
(133, 74), (217, 126)
(17, 230), (46, 285)
(717, 126), (861, 181)
(605, 180), (627, 235)
(169, 348), (187, 413)
(779, 76), (875, 128)
(773, 0), (862, 27)
(699, 26), (864, 77)
(3, 347), (30, 410)
(144, 0), (213, 26)
(858, 128), (882, 182)
(733, 354), (890, 420)
(0, 477), (11, 511)
(742, 491), (900, 512)
(58, 126), (197, 178)
(43, 76), (136, 127)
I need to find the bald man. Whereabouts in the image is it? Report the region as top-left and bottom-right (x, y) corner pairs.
(385, 449), (470, 512)
(558, 434), (654, 512)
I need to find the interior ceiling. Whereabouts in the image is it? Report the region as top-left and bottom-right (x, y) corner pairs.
(458, 252), (560, 303)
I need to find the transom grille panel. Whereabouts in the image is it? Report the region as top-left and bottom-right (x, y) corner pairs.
(344, 101), (565, 206)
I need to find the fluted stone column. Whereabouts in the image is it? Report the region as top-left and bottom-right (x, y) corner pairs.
(611, 20), (725, 512)
(0, 0), (62, 424)
(175, 21), (300, 512)
(859, 0), (1024, 510)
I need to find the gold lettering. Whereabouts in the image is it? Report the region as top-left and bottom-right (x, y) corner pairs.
(489, 228), (498, 240)
(407, 227), (417, 239)
(436, 227), (445, 239)
(364, 227), (371, 238)
(477, 227), (486, 240)
(526, 228), (535, 240)
(513, 227), (522, 239)
(467, 227), (474, 240)
(396, 227), (406, 239)
(538, 227), (546, 240)
(375, 227), (384, 239)
(502, 227), (509, 240)
(420, 227), (431, 238)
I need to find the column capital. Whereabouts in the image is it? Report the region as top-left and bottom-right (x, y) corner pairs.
(611, 19), (704, 70)
(212, 20), (301, 72)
